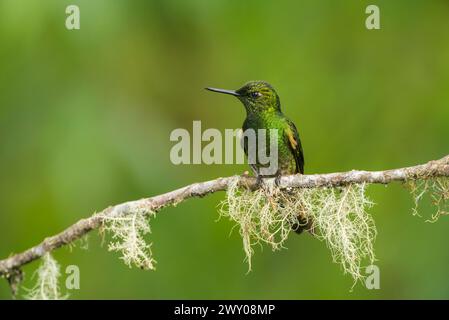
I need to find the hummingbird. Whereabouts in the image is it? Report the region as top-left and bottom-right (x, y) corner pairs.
(206, 81), (308, 233)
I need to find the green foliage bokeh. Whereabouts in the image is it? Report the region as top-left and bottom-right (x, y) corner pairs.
(0, 0), (448, 299)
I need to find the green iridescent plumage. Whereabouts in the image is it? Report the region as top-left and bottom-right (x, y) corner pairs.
(206, 81), (307, 234)
(206, 81), (304, 176)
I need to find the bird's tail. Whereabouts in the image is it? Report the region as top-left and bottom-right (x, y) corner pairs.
(291, 205), (314, 235)
(276, 190), (314, 235)
(291, 217), (313, 235)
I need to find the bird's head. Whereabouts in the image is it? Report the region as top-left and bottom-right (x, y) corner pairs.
(206, 81), (281, 114)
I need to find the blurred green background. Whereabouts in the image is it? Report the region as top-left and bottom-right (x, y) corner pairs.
(1, 0), (448, 299)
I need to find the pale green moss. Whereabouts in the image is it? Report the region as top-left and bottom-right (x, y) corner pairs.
(220, 178), (376, 283)
(102, 209), (156, 270)
(25, 253), (67, 300)
(406, 177), (449, 222)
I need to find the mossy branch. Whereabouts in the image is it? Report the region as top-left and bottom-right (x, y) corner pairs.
(0, 154), (448, 294)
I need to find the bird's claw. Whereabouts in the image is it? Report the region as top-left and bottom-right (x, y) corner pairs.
(274, 175), (282, 187)
(256, 175), (264, 188)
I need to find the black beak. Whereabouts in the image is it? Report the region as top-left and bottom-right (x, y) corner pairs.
(205, 87), (240, 96)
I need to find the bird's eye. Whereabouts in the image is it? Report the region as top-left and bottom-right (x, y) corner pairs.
(250, 92), (262, 99)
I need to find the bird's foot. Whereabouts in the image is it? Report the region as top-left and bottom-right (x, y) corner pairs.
(256, 175), (281, 196)
(255, 174), (264, 188)
(274, 174), (282, 187)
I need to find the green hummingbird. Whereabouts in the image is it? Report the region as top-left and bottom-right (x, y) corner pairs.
(206, 81), (307, 233)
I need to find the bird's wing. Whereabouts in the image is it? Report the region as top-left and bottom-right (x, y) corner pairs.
(284, 119), (305, 174)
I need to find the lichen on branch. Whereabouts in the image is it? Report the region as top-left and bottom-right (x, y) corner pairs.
(220, 177), (299, 272)
(25, 253), (67, 300)
(0, 155), (447, 297)
(300, 183), (376, 282)
(406, 177), (449, 222)
(221, 178), (376, 283)
(101, 207), (156, 270)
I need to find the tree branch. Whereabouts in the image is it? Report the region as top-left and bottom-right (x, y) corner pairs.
(1, 155), (448, 280)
